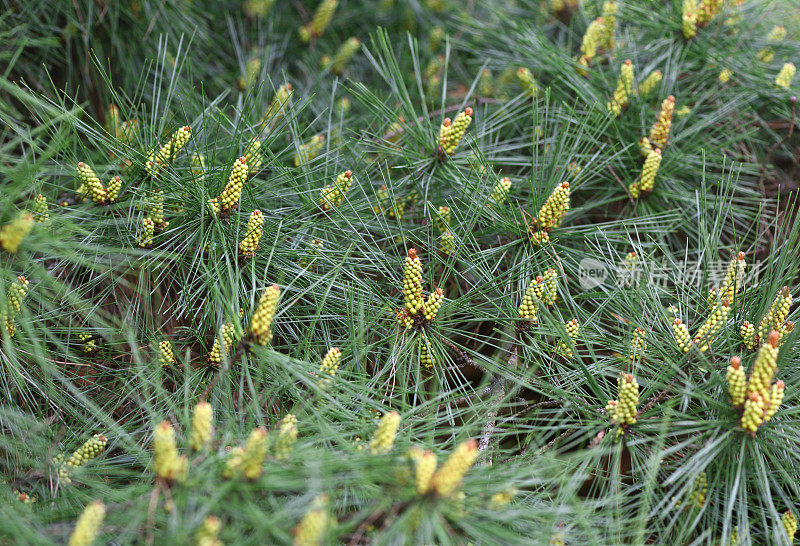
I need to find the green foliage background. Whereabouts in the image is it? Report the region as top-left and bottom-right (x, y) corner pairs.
(2, 0), (800, 543)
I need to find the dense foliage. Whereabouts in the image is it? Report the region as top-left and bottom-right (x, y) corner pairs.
(2, 0), (800, 543)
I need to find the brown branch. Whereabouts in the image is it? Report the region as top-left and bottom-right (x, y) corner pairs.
(607, 165), (635, 205)
(532, 430), (572, 457)
(477, 342), (519, 459)
(638, 387), (672, 416)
